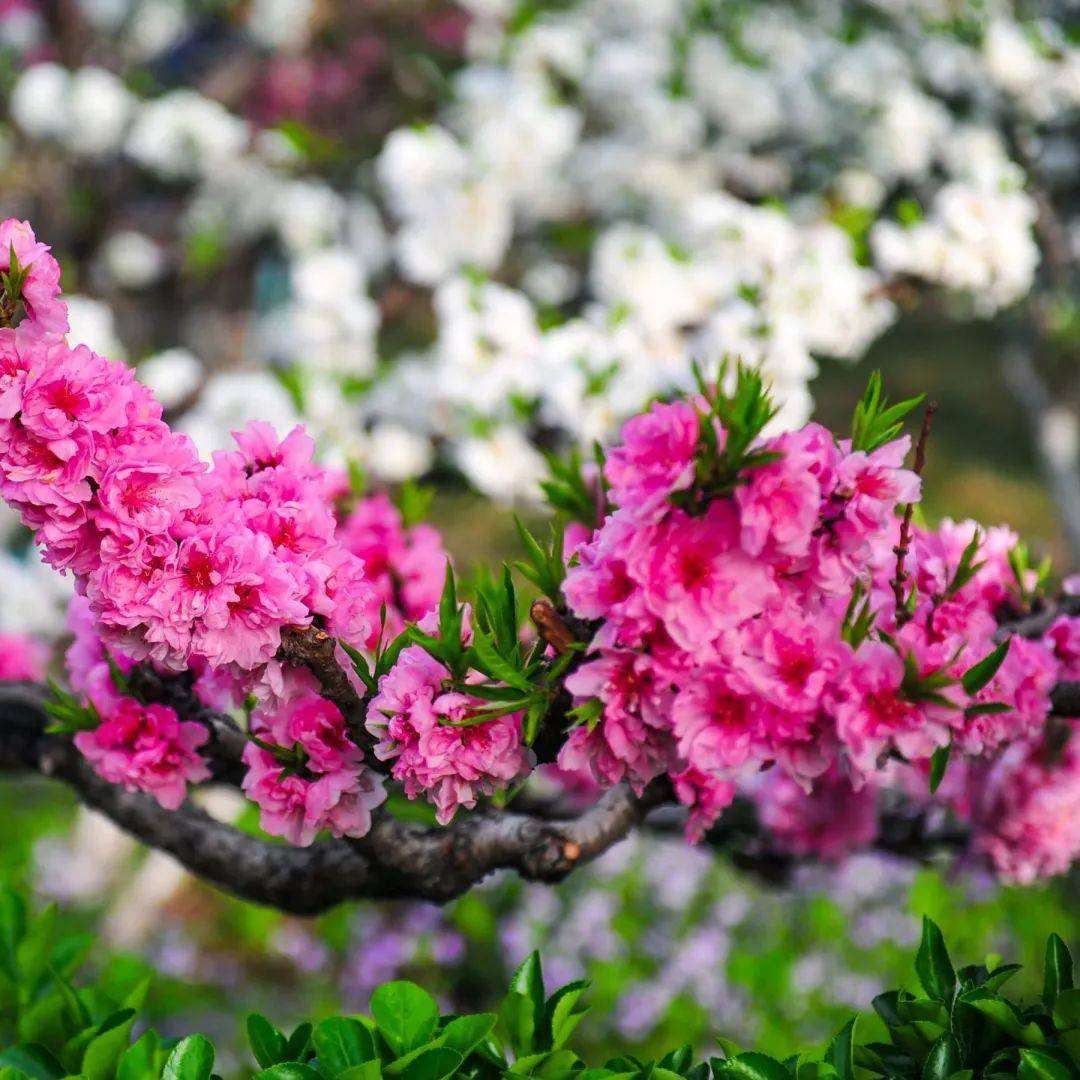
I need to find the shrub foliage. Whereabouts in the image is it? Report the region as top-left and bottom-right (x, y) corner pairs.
(0, 892), (1079, 1080)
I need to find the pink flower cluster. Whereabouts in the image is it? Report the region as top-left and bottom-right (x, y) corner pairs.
(966, 736), (1080, 884)
(367, 639), (533, 824)
(74, 698), (210, 811)
(0, 219), (392, 833)
(242, 693), (387, 846)
(559, 397), (1080, 877)
(0, 222), (376, 685)
(338, 492), (448, 644)
(752, 765), (878, 861)
(0, 631), (48, 682)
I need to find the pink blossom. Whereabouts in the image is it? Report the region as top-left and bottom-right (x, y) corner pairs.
(20, 343), (132, 457)
(671, 766), (736, 842)
(639, 504), (775, 656)
(367, 644), (533, 824)
(754, 765), (877, 860)
(95, 428), (203, 539)
(338, 492), (448, 640)
(558, 649), (674, 790)
(972, 736), (1080, 885)
(604, 400), (699, 519)
(957, 635), (1057, 755)
(672, 671), (761, 777)
(0, 219), (66, 335)
(833, 641), (952, 779)
(74, 697), (210, 810)
(258, 693), (361, 774)
(1045, 616), (1080, 680)
(0, 631), (48, 681)
(241, 743), (386, 846)
(735, 425), (833, 560)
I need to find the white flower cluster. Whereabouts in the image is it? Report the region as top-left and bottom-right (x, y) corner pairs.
(3, 0), (1075, 501)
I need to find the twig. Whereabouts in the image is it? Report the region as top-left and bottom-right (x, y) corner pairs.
(892, 401), (937, 626)
(0, 684), (656, 912)
(1001, 341), (1080, 566)
(277, 626), (374, 752)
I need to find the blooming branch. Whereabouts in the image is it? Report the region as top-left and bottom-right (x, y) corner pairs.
(4, 218), (1080, 902)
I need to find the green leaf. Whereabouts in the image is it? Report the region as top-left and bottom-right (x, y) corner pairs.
(0, 890), (27, 982)
(1059, 1031), (1080, 1069)
(15, 903), (56, 998)
(716, 1053), (792, 1080)
(851, 372), (924, 453)
(286, 1023), (313, 1062)
(81, 1009), (137, 1080)
(116, 1031), (161, 1080)
(967, 998), (1045, 1044)
(513, 519), (565, 603)
(248, 1016), (288, 1070)
(49, 969), (90, 1032)
(543, 981), (590, 1052)
(162, 1036), (215, 1080)
(659, 1046), (692, 1075)
(370, 983), (439, 1058)
(1018, 1050), (1074, 1080)
(962, 640), (1011, 696)
(252, 1066), (325, 1080)
(946, 531), (984, 596)
(312, 1018), (376, 1077)
(437, 1015), (496, 1059)
(929, 744), (951, 795)
(400, 1050), (461, 1080)
(336, 1064), (382, 1080)
(0, 1047), (64, 1080)
(827, 1019), (856, 1080)
(916, 918), (956, 1005)
(502, 953), (545, 1057)
(396, 481), (435, 530)
(438, 564), (460, 646)
(468, 631), (533, 693)
(922, 1036), (961, 1080)
(1046, 935), (1075, 1008)
(983, 964), (1023, 993)
(1054, 989), (1080, 1031)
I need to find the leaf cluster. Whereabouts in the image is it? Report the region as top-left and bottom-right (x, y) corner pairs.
(4, 896), (1080, 1080)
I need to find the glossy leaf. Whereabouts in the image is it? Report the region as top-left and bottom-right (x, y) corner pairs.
(312, 1018), (376, 1077)
(399, 1049), (461, 1080)
(370, 984), (439, 1058)
(162, 1036), (214, 1080)
(916, 919), (956, 1005)
(1045, 935), (1075, 1008)
(247, 1016), (288, 1070)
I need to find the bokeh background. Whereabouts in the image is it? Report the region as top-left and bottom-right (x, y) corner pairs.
(0, 0), (1079, 1069)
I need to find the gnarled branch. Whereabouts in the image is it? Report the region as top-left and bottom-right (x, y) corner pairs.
(2, 593), (1080, 913)
(0, 682), (658, 912)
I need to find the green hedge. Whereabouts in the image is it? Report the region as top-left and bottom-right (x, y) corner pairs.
(0, 890), (1077, 1080)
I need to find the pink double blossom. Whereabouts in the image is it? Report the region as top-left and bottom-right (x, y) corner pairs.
(74, 698), (211, 810)
(367, 644), (533, 824)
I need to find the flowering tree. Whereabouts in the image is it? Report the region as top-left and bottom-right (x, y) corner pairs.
(2, 0), (1079, 530)
(2, 222), (1080, 913)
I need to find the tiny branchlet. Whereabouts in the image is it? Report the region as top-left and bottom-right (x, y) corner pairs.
(514, 517), (567, 604)
(851, 370), (925, 453)
(0, 245), (27, 329)
(681, 360), (783, 505)
(540, 446), (607, 529)
(403, 563), (579, 743)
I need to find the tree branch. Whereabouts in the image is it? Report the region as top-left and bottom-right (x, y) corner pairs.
(3, 618), (1080, 911)
(277, 626), (375, 753)
(0, 683), (658, 912)
(1000, 340), (1080, 566)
